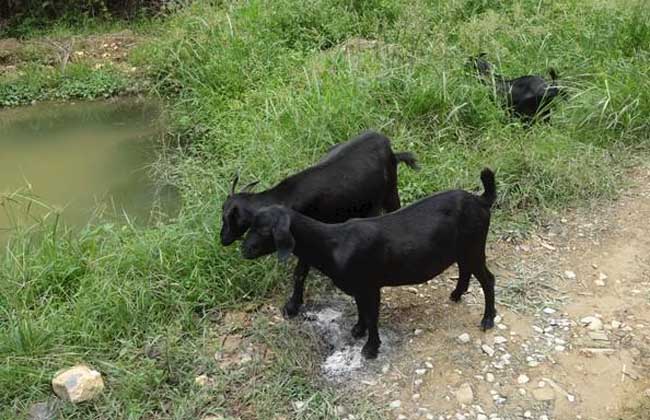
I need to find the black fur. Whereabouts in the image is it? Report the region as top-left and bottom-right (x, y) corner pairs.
(467, 54), (566, 123)
(220, 130), (418, 317)
(242, 169), (498, 359)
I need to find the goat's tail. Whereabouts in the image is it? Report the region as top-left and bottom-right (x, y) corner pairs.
(480, 168), (496, 207)
(395, 152), (420, 170)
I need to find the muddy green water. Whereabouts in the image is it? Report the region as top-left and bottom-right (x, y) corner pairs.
(0, 98), (178, 240)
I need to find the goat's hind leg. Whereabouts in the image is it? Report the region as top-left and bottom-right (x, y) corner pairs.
(282, 259), (310, 318)
(474, 264), (497, 331)
(450, 262), (472, 302)
(351, 295), (367, 339)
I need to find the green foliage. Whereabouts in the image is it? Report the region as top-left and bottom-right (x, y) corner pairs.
(1, 0), (650, 417)
(0, 64), (131, 106)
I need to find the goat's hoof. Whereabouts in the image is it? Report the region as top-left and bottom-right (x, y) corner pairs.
(361, 343), (379, 360)
(480, 317), (495, 331)
(351, 323), (367, 339)
(449, 291), (463, 303)
(282, 301), (300, 319)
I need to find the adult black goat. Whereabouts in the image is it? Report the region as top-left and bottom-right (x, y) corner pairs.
(241, 169), (498, 359)
(221, 131), (418, 318)
(468, 53), (566, 123)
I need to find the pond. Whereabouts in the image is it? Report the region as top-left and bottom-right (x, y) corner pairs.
(0, 98), (179, 240)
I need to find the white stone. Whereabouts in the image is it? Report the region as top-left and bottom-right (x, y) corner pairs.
(412, 393), (421, 401)
(486, 373), (495, 383)
(52, 365), (104, 403)
(599, 272), (608, 281)
(494, 336), (507, 345)
(414, 329), (424, 336)
(524, 411), (532, 418)
(477, 415), (488, 420)
(482, 345), (495, 357)
(194, 374), (210, 387)
(494, 315), (502, 323)
(580, 316), (603, 330)
(458, 333), (471, 344)
(415, 368), (427, 375)
(389, 400), (401, 409)
(564, 270), (576, 279)
(425, 361), (434, 369)
(455, 383), (474, 405)
(543, 308), (556, 314)
(539, 416), (549, 420)
(292, 401), (306, 411)
(517, 374), (530, 384)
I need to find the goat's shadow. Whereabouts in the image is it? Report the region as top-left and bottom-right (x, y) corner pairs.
(300, 295), (405, 383)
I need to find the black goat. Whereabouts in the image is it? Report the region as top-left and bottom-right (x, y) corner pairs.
(220, 131), (418, 318)
(241, 169), (498, 359)
(468, 53), (566, 123)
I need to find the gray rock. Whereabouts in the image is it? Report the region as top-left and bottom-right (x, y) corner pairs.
(458, 333), (471, 344)
(517, 374), (530, 384)
(28, 401), (57, 420)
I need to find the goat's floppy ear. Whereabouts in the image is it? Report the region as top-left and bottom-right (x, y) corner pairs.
(272, 212), (294, 263)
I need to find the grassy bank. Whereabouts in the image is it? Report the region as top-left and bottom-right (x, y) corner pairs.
(2, 0), (650, 418)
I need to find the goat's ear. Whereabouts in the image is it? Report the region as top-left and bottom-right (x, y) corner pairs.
(241, 180), (260, 193)
(272, 212), (294, 263)
(230, 171), (240, 195)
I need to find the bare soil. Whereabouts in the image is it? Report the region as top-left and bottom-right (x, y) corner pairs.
(297, 166), (650, 420)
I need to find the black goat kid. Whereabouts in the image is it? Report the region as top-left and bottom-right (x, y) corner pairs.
(221, 131), (418, 318)
(242, 169), (498, 359)
(468, 53), (566, 123)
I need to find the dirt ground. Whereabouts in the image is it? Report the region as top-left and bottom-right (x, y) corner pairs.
(291, 166), (650, 420)
(0, 30), (139, 74)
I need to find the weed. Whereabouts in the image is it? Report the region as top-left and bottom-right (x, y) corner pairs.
(1, 0), (649, 417)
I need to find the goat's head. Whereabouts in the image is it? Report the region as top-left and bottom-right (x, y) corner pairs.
(241, 205), (294, 263)
(220, 173), (260, 246)
(466, 53), (493, 78)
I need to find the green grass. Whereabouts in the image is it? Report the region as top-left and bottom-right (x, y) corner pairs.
(0, 63), (136, 107)
(1, 0), (650, 418)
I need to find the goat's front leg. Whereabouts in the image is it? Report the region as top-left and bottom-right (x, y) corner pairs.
(282, 259), (310, 318)
(360, 288), (381, 359)
(351, 295), (367, 338)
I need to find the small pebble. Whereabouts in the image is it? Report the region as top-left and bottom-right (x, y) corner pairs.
(389, 400), (401, 409)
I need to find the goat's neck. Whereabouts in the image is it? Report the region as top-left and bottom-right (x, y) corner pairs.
(288, 211), (340, 275)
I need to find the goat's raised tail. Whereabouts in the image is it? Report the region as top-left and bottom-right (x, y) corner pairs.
(395, 152), (420, 170)
(480, 168), (496, 207)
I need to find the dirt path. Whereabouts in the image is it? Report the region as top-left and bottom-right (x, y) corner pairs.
(299, 167), (650, 420)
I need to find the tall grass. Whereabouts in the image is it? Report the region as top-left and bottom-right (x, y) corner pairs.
(1, 0), (649, 417)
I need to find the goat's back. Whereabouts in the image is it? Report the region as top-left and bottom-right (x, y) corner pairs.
(268, 131), (396, 222)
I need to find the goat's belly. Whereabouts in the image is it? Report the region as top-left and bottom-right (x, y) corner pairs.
(380, 263), (452, 287)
